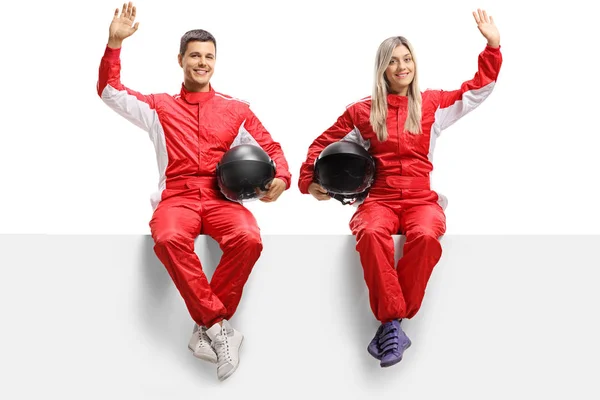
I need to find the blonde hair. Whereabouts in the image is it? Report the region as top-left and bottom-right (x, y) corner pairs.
(370, 36), (422, 141)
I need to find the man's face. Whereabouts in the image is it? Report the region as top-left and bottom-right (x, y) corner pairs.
(178, 40), (216, 92)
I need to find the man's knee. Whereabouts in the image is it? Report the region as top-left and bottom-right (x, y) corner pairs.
(153, 228), (193, 250)
(408, 229), (440, 242)
(355, 226), (390, 242)
(239, 229), (262, 251)
(224, 227), (262, 253)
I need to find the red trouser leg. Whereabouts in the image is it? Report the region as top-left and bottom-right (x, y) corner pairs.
(350, 201), (404, 322)
(149, 195), (227, 327)
(397, 203), (446, 319)
(200, 196), (263, 321)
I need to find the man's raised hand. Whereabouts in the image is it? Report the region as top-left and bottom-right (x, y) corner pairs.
(108, 2), (139, 48)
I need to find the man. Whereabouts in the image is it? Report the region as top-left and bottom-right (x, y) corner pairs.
(97, 2), (291, 381)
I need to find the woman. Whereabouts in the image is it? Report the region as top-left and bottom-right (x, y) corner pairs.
(298, 9), (502, 368)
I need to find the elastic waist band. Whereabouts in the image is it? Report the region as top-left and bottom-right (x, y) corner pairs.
(166, 176), (218, 190)
(374, 176), (430, 190)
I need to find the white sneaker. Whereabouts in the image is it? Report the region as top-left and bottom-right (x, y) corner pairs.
(188, 324), (217, 363)
(206, 320), (244, 381)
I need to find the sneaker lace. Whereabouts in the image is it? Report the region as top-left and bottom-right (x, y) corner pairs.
(199, 328), (210, 348)
(214, 330), (232, 363)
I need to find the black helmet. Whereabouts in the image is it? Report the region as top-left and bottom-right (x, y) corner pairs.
(314, 140), (376, 205)
(217, 144), (276, 202)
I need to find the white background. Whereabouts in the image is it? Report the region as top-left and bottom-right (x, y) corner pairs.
(2, 235), (598, 398)
(1, 0), (599, 234)
(1, 2), (599, 397)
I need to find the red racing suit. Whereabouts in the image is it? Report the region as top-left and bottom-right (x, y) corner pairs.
(299, 45), (502, 322)
(97, 45), (291, 327)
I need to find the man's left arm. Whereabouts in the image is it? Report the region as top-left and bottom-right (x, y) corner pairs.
(242, 109), (292, 201)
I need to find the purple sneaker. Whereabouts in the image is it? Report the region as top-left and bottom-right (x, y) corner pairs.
(379, 319), (411, 368)
(367, 324), (385, 360)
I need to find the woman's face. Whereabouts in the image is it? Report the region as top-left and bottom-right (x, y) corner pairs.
(385, 44), (414, 95)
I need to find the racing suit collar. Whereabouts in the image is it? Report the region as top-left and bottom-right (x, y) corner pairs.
(386, 94), (409, 108)
(180, 84), (216, 104)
